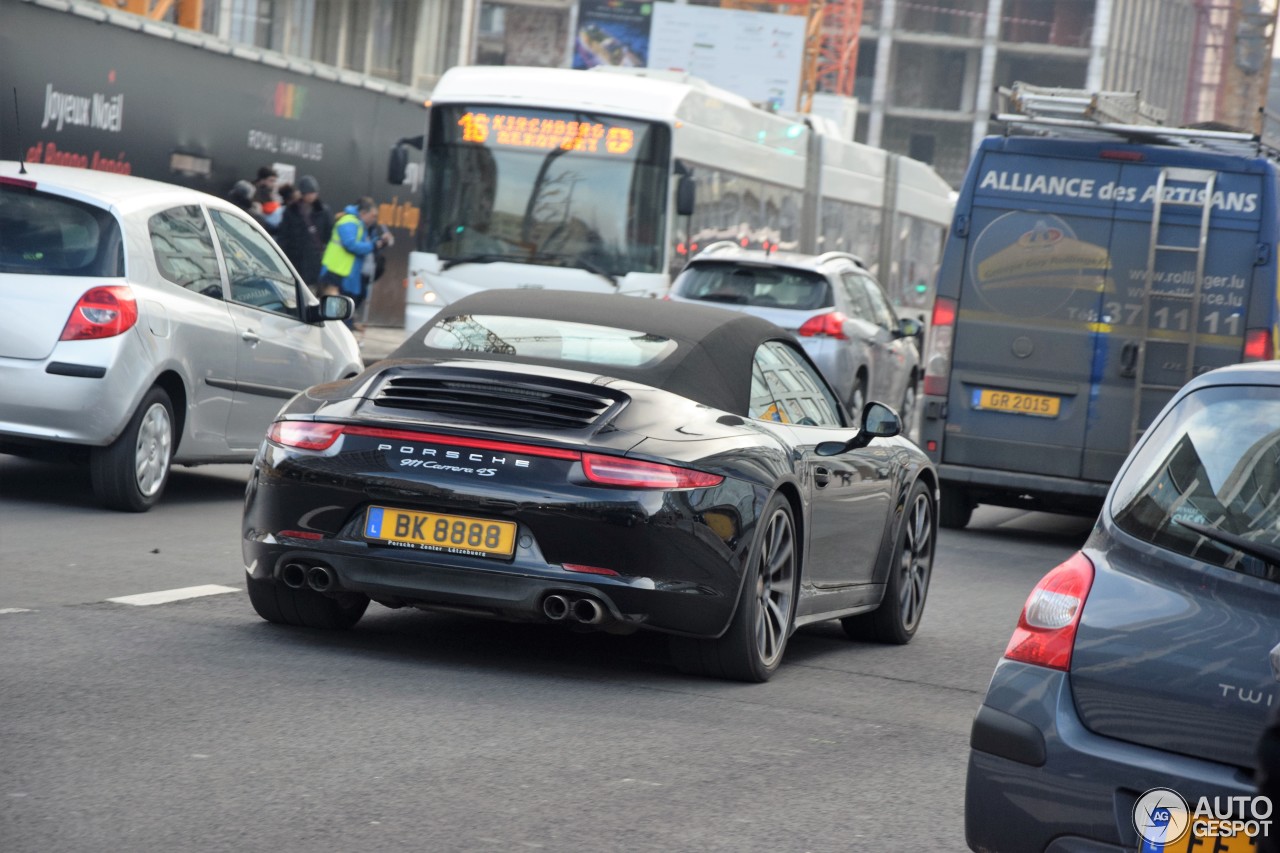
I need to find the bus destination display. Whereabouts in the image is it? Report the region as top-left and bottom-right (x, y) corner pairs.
(455, 110), (636, 156)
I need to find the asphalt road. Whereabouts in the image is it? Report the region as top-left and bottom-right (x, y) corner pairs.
(0, 454), (1094, 852)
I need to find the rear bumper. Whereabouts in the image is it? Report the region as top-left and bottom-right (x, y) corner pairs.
(0, 332), (147, 446)
(966, 660), (1257, 853)
(242, 446), (763, 637)
(938, 463), (1108, 515)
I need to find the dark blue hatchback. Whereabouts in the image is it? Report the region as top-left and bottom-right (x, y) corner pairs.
(967, 362), (1280, 852)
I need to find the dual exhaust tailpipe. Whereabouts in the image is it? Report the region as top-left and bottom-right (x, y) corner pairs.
(542, 593), (606, 626)
(281, 562), (336, 594)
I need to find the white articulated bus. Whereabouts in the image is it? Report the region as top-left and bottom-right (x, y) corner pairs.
(393, 65), (954, 331)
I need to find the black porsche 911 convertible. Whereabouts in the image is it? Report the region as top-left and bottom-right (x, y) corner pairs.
(242, 290), (938, 682)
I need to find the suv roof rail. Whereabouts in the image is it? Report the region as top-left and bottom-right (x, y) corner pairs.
(815, 251), (866, 268)
(696, 240), (741, 256)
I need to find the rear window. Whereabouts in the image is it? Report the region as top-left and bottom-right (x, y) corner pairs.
(422, 314), (677, 368)
(677, 263), (832, 310)
(1111, 384), (1280, 582)
(0, 185), (123, 276)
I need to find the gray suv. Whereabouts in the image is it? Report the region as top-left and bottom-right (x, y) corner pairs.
(669, 245), (922, 423)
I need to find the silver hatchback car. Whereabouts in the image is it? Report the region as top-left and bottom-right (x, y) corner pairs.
(668, 245), (922, 422)
(0, 162), (363, 511)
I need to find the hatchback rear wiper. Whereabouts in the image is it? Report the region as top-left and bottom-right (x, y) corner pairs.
(1174, 518), (1280, 567)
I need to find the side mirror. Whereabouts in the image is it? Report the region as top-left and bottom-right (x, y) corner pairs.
(321, 294), (354, 322)
(676, 174), (696, 217)
(896, 317), (922, 339)
(815, 401), (901, 455)
(388, 144), (409, 185)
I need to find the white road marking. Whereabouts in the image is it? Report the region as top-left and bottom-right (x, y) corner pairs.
(107, 585), (239, 606)
(0, 608), (32, 615)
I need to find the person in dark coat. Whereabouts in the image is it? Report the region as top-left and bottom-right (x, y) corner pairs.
(276, 175), (332, 290)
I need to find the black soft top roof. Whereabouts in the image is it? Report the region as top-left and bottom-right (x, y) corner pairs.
(390, 289), (797, 414)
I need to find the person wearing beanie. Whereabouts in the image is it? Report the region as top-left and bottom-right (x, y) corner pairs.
(227, 180), (270, 230)
(277, 175), (333, 290)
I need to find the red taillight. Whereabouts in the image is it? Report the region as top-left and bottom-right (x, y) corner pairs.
(267, 421), (344, 451)
(278, 529), (324, 540)
(797, 311), (849, 340)
(0, 175), (37, 189)
(342, 426), (581, 460)
(1244, 328), (1272, 362)
(59, 285), (138, 341)
(1004, 551), (1095, 671)
(581, 453), (723, 489)
(922, 296), (957, 397)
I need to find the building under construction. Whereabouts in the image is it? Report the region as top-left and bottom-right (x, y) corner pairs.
(90, 0), (1279, 186)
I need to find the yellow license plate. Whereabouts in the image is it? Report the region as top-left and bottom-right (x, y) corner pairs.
(363, 506), (517, 558)
(974, 388), (1061, 418)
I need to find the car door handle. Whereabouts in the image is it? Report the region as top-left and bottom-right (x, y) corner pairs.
(241, 330), (260, 344)
(814, 466), (831, 488)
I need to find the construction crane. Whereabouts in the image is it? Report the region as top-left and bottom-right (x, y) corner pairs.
(720, 0), (864, 112)
(100, 0), (203, 29)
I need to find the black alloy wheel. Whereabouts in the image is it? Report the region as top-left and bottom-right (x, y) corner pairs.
(842, 479), (935, 644)
(671, 492), (798, 682)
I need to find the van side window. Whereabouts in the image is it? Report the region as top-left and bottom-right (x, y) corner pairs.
(149, 206), (223, 300)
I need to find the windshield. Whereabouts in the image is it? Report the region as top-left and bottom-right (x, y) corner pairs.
(676, 262), (833, 310)
(423, 104), (670, 277)
(1111, 384), (1280, 583)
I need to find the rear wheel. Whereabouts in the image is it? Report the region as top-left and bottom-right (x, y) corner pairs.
(670, 493), (797, 682)
(899, 376), (917, 432)
(247, 575), (369, 630)
(90, 386), (173, 512)
(842, 480), (935, 644)
(939, 487), (973, 529)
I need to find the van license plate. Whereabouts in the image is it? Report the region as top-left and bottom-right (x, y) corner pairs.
(363, 506), (517, 558)
(973, 389), (1061, 418)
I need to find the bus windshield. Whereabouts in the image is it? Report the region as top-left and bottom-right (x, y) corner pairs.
(423, 104), (670, 278)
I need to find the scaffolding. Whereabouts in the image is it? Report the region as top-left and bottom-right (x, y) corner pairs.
(720, 0), (864, 111)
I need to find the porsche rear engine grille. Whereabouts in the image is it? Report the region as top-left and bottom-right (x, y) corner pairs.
(373, 376), (621, 429)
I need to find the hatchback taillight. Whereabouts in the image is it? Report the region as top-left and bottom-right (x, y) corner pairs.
(922, 296), (956, 397)
(59, 285), (138, 341)
(797, 311), (848, 340)
(1004, 551), (1095, 671)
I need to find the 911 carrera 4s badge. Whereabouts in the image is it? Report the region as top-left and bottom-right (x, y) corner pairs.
(364, 506), (518, 558)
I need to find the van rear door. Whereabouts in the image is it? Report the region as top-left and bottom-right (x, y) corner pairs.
(945, 151), (1120, 482)
(1083, 161), (1261, 481)
(945, 146), (1264, 488)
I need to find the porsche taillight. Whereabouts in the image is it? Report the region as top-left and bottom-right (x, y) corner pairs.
(922, 296), (956, 397)
(797, 311), (849, 340)
(1003, 551), (1095, 671)
(581, 454), (723, 489)
(59, 285), (138, 341)
(268, 421), (344, 451)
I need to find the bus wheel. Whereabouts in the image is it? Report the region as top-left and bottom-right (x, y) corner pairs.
(939, 487), (973, 530)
